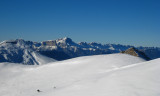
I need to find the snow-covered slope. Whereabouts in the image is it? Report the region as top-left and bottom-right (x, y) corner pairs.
(29, 52), (56, 65)
(1, 53), (159, 96)
(0, 39), (56, 65)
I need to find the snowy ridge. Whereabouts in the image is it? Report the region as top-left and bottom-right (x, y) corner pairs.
(31, 52), (56, 65)
(0, 39), (56, 65)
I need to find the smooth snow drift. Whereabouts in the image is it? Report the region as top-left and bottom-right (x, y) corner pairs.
(0, 53), (160, 96)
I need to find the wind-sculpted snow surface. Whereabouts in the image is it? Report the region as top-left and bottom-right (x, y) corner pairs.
(0, 54), (160, 96)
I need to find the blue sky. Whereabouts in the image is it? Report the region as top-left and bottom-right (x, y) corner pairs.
(0, 0), (160, 47)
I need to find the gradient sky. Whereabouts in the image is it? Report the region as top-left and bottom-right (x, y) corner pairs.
(0, 0), (160, 47)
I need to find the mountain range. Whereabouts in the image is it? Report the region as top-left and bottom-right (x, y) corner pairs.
(0, 37), (160, 65)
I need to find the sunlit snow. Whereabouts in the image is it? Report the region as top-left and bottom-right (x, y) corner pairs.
(0, 53), (160, 96)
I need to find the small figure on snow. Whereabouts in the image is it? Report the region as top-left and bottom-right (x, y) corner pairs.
(37, 89), (41, 92)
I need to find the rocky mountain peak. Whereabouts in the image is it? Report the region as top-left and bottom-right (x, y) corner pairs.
(63, 37), (73, 43)
(121, 47), (150, 60)
(56, 37), (73, 44)
(0, 39), (34, 49)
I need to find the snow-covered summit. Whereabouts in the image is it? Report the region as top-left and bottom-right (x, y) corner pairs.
(57, 37), (73, 43)
(56, 37), (77, 47)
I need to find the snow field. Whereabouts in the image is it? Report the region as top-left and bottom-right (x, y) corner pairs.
(0, 53), (160, 96)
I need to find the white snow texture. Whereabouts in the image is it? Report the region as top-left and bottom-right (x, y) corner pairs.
(0, 53), (160, 96)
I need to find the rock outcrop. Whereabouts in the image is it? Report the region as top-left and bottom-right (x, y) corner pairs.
(121, 47), (150, 60)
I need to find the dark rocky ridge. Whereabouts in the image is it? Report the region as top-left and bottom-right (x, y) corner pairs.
(121, 47), (151, 60)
